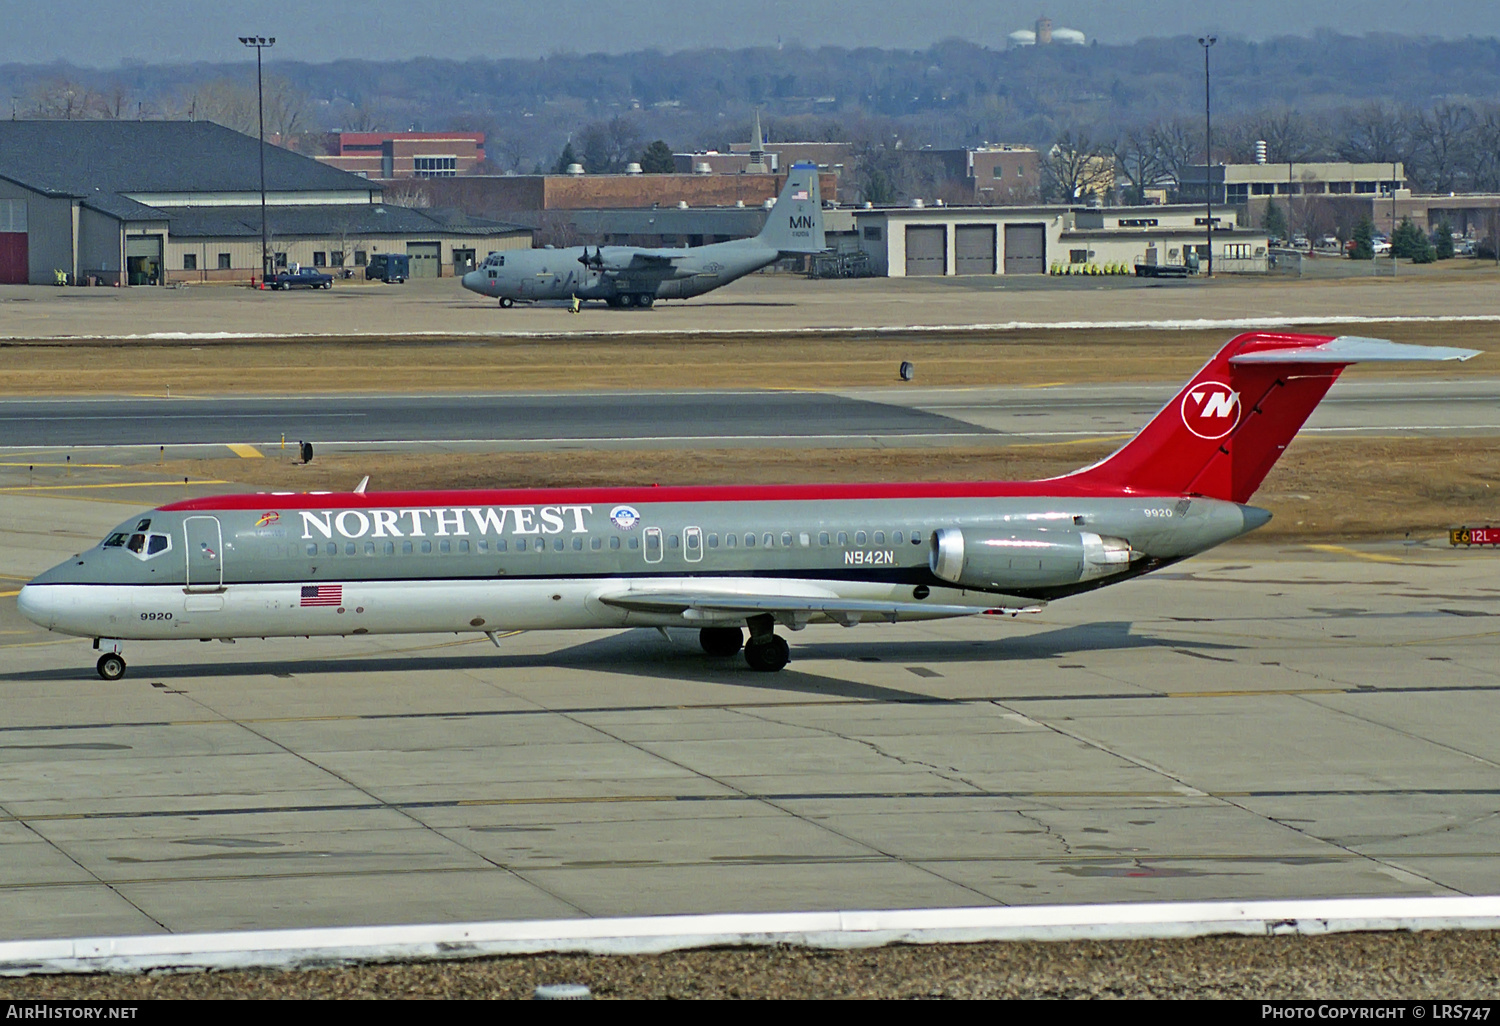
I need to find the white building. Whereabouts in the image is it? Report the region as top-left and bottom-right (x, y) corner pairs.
(854, 203), (1267, 276)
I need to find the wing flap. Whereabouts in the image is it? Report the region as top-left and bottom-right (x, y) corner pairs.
(596, 590), (1041, 624)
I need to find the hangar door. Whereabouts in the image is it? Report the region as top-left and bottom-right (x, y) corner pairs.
(126, 235), (163, 286)
(904, 225), (946, 276)
(408, 241), (441, 278)
(0, 199), (25, 284)
(1003, 223), (1047, 274)
(954, 224), (997, 275)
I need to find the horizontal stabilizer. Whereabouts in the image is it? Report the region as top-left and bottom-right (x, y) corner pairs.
(1229, 335), (1482, 364)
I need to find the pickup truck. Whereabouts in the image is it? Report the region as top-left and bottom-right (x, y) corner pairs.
(268, 268), (333, 290)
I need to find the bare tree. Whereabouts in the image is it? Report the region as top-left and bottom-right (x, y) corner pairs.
(1112, 125), (1166, 206)
(1337, 101), (1416, 165)
(1042, 131), (1114, 203)
(1411, 101), (1475, 193)
(1148, 118), (1204, 187)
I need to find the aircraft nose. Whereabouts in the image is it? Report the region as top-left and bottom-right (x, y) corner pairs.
(16, 583), (56, 630)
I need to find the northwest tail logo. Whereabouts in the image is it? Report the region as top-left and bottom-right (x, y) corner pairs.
(1180, 381), (1240, 439)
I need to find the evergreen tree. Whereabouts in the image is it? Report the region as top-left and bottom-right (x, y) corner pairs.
(553, 141), (579, 175)
(1262, 201), (1287, 242)
(1433, 219), (1455, 260)
(1391, 217), (1425, 259)
(639, 139), (675, 174)
(1350, 216), (1375, 260)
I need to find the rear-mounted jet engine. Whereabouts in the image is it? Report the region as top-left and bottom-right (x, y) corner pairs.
(929, 528), (1137, 590)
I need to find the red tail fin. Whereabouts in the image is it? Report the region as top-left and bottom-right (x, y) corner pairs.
(1065, 332), (1479, 503)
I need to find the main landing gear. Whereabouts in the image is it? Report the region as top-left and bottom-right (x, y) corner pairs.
(498, 297), (514, 308)
(609, 293), (655, 309)
(699, 620), (790, 672)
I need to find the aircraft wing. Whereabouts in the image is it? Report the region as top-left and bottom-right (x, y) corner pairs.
(596, 589), (1042, 626)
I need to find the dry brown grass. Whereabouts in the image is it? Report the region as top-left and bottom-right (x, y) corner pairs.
(162, 436), (1500, 542)
(3, 321), (1496, 395)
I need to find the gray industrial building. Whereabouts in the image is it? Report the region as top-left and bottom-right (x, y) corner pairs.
(0, 120), (530, 285)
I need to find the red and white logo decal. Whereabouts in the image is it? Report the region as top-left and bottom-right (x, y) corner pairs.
(1180, 380), (1240, 439)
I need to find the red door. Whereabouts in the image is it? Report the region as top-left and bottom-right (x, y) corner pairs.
(0, 233), (26, 284)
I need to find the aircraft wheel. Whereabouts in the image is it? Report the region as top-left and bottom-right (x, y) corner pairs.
(618, 293), (637, 308)
(700, 626), (744, 657)
(637, 294), (655, 308)
(499, 297), (514, 308)
(744, 635), (789, 672)
(96, 653), (126, 681)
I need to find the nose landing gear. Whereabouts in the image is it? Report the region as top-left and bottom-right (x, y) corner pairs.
(93, 639), (126, 680)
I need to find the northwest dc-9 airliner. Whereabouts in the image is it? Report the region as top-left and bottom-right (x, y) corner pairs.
(19, 332), (1478, 681)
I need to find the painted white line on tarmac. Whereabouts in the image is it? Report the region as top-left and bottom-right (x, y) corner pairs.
(8, 312), (1500, 342)
(2, 896), (1498, 975)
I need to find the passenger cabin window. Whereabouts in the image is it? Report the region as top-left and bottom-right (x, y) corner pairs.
(820, 532), (830, 546)
(874, 531), (885, 544)
(763, 533), (774, 548)
(609, 536), (620, 550)
(421, 541), (432, 554)
(837, 532), (849, 546)
(725, 533), (736, 548)
(344, 542), (356, 555)
(402, 541), (413, 554)
(745, 534), (756, 548)
(364, 542), (375, 555)
(856, 531), (868, 545)
(306, 543), (318, 556)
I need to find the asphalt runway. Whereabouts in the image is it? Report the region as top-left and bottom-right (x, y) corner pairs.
(1, 377), (1496, 452)
(2, 478), (1499, 938)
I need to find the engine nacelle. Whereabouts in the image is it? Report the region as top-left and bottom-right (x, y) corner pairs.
(929, 527), (1136, 591)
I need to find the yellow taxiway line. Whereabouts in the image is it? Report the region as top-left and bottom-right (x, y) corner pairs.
(1303, 543), (1409, 564)
(0, 480), (228, 493)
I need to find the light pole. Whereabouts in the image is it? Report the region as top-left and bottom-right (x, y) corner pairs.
(239, 36), (275, 284)
(1198, 34), (1216, 278)
(1391, 159), (1399, 278)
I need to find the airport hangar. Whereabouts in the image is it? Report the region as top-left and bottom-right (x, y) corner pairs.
(0, 120), (532, 286)
(853, 202), (1270, 276)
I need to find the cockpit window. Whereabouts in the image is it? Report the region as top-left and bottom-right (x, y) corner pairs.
(147, 535), (170, 555)
(136, 519), (151, 531)
(103, 533), (128, 548)
(126, 534), (146, 554)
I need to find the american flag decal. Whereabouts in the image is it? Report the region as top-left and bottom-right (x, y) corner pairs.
(301, 585), (342, 607)
(793, 190), (808, 200)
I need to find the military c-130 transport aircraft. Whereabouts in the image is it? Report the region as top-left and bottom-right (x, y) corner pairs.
(20, 331), (1477, 680)
(459, 163), (826, 308)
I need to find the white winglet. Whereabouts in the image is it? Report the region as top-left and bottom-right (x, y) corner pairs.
(353, 476), (370, 494)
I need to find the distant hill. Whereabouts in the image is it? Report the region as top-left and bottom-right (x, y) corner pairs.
(5, 32), (1499, 176)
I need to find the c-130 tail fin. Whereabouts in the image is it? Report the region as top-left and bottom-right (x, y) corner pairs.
(756, 163), (825, 254)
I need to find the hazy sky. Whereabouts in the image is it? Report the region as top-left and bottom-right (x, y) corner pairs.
(2, 0), (1497, 66)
